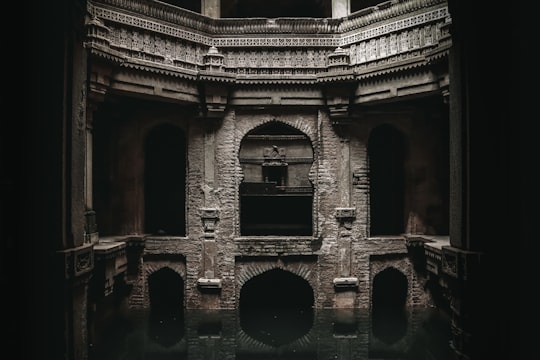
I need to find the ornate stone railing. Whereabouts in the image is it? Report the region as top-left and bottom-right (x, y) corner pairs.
(87, 0), (450, 83)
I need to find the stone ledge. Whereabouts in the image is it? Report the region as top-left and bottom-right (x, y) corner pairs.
(333, 277), (359, 289)
(197, 278), (222, 290)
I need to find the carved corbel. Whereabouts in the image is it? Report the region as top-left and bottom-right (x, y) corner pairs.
(336, 207), (356, 231)
(323, 49), (356, 122)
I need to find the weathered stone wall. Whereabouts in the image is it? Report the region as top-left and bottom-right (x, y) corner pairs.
(115, 99), (445, 310)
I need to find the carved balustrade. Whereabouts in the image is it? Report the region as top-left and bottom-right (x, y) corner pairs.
(87, 0), (450, 87)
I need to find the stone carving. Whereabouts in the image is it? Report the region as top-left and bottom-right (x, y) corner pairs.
(89, 1), (449, 79)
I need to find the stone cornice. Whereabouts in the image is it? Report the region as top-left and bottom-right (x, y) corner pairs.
(86, 0), (450, 95)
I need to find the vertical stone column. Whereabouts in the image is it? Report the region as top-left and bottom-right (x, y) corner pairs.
(332, 0), (350, 18)
(202, 0), (220, 18)
(198, 120), (222, 308)
(333, 125), (358, 308)
(85, 103), (99, 244)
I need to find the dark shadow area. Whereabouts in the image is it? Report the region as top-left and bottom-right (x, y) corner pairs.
(350, 0), (385, 13)
(148, 267), (185, 311)
(240, 195), (312, 235)
(148, 309), (185, 348)
(145, 124), (186, 236)
(223, 0), (330, 18)
(239, 269), (314, 347)
(371, 268), (408, 345)
(159, 0), (201, 13)
(406, 308), (453, 360)
(368, 124), (407, 235)
(147, 267), (185, 347)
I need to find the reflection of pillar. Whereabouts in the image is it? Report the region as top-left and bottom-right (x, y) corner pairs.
(202, 0), (220, 18)
(332, 0), (350, 18)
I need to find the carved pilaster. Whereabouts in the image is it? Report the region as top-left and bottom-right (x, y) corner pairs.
(323, 48), (355, 120)
(199, 208), (222, 293)
(201, 208), (220, 239)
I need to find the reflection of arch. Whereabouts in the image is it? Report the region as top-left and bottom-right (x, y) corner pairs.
(144, 124), (186, 236)
(368, 124), (407, 236)
(239, 268), (314, 347)
(147, 266), (186, 348)
(239, 121), (314, 236)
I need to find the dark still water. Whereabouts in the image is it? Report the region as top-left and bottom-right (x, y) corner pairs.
(89, 305), (454, 360)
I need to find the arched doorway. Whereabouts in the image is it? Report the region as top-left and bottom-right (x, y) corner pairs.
(368, 124), (407, 236)
(239, 121), (314, 236)
(371, 267), (408, 345)
(147, 267), (185, 347)
(144, 124), (186, 236)
(239, 268), (314, 346)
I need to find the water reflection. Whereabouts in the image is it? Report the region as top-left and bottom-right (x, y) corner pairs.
(240, 307), (314, 347)
(90, 306), (453, 360)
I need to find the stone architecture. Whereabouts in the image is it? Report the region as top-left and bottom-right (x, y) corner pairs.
(14, 0), (530, 359)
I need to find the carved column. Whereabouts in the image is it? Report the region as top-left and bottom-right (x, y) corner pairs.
(202, 0), (220, 18)
(197, 114), (225, 307)
(332, 0), (350, 18)
(333, 126), (358, 307)
(326, 44), (358, 306)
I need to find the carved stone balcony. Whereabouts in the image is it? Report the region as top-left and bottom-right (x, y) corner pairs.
(87, 0), (450, 103)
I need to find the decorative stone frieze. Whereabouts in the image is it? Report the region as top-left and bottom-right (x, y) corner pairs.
(441, 246), (482, 280)
(234, 237), (322, 256)
(57, 243), (95, 280)
(87, 0), (450, 89)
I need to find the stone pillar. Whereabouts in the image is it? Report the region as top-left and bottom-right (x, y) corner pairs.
(56, 244), (95, 360)
(202, 0), (220, 18)
(339, 138), (351, 207)
(197, 119), (223, 308)
(85, 103), (99, 244)
(333, 126), (358, 308)
(332, 0), (350, 18)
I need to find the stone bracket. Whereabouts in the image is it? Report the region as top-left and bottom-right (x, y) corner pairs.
(333, 277), (359, 290)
